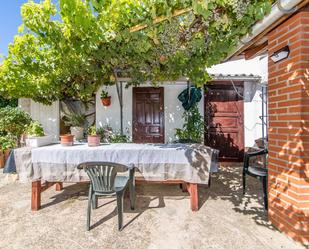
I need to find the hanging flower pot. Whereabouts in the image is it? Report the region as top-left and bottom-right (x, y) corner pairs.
(101, 96), (111, 106)
(60, 134), (74, 146)
(100, 89), (111, 106)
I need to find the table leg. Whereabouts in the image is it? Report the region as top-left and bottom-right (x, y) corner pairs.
(31, 181), (41, 211)
(187, 183), (198, 211)
(55, 182), (63, 191)
(129, 168), (135, 210)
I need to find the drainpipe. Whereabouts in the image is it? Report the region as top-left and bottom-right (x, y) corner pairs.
(225, 0), (303, 61)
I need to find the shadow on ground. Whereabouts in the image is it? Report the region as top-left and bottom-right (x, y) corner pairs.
(41, 165), (271, 230)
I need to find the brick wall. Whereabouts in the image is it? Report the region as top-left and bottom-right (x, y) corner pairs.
(267, 8), (309, 244)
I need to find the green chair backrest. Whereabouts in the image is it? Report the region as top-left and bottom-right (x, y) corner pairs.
(78, 162), (128, 194)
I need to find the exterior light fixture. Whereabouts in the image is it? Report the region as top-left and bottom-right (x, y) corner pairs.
(270, 45), (290, 63)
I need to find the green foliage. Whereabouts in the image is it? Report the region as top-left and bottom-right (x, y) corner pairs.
(65, 113), (86, 127)
(26, 121), (45, 137)
(87, 125), (97, 136)
(0, 107), (32, 139)
(97, 125), (129, 143)
(175, 104), (204, 143)
(0, 135), (16, 152)
(0, 0), (273, 104)
(96, 125), (113, 142)
(110, 133), (129, 143)
(0, 96), (18, 108)
(100, 89), (109, 99)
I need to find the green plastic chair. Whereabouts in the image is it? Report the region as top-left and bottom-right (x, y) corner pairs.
(77, 162), (135, 231)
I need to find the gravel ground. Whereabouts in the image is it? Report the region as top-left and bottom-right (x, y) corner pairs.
(0, 166), (305, 249)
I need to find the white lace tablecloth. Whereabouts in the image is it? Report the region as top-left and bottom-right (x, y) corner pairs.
(14, 143), (219, 184)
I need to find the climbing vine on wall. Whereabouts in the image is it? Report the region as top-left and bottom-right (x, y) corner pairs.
(0, 0), (273, 104)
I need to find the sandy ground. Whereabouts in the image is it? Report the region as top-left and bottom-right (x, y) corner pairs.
(0, 166), (305, 249)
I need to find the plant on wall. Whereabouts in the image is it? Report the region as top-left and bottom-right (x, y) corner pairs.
(0, 0), (273, 104)
(175, 104), (204, 143)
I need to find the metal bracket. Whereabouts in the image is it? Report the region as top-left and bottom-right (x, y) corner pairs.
(277, 0), (297, 14)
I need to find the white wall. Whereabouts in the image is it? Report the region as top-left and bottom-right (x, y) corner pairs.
(208, 55), (268, 147)
(96, 82), (204, 143)
(18, 98), (60, 140)
(20, 56), (267, 147)
(29, 100), (60, 141)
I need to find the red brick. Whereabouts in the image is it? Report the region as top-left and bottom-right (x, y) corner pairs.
(267, 9), (309, 243)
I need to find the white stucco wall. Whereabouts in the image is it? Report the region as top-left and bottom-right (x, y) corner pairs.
(96, 82), (204, 143)
(19, 56), (267, 147)
(208, 55), (268, 147)
(29, 100), (60, 141)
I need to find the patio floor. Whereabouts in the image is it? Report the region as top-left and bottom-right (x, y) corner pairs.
(0, 166), (304, 249)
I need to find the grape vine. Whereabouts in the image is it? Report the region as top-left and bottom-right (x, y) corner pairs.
(0, 0), (274, 104)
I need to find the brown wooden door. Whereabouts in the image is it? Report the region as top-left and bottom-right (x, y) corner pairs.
(133, 87), (164, 143)
(204, 82), (244, 161)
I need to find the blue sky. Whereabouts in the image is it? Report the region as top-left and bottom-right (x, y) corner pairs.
(0, 1), (30, 56)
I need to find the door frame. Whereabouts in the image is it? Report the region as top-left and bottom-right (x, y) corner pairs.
(132, 87), (165, 143)
(204, 81), (245, 162)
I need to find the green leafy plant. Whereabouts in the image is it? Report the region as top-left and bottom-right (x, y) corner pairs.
(0, 135), (16, 152)
(0, 96), (17, 108)
(87, 125), (97, 136)
(175, 104), (204, 143)
(97, 125), (130, 143)
(65, 113), (86, 127)
(110, 133), (129, 143)
(26, 121), (45, 137)
(97, 125), (113, 142)
(100, 89), (110, 99)
(0, 107), (32, 140)
(0, 0), (273, 104)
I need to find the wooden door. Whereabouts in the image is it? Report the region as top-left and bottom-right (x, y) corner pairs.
(133, 87), (164, 143)
(204, 82), (244, 161)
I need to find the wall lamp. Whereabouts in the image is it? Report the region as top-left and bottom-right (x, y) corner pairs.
(270, 45), (290, 63)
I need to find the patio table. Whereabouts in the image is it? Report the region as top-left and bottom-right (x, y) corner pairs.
(5, 143), (219, 211)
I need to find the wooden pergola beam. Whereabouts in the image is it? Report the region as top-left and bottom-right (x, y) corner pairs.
(244, 41), (268, 60)
(129, 7), (192, 33)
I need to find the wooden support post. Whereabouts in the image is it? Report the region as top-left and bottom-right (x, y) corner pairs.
(31, 181), (41, 211)
(55, 182), (63, 191)
(187, 183), (198, 211)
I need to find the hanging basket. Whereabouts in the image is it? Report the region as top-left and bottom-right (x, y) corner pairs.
(101, 96), (111, 106)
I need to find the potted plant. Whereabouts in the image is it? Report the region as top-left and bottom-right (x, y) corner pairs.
(100, 89), (111, 106)
(0, 135), (16, 168)
(0, 107), (32, 146)
(87, 126), (100, 147)
(174, 104), (203, 144)
(25, 121), (53, 147)
(96, 125), (113, 143)
(60, 134), (75, 146)
(66, 113), (86, 140)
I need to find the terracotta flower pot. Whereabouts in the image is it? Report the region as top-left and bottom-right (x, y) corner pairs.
(0, 150), (11, 169)
(101, 96), (111, 106)
(60, 134), (74, 146)
(88, 135), (100, 147)
(0, 152), (4, 168)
